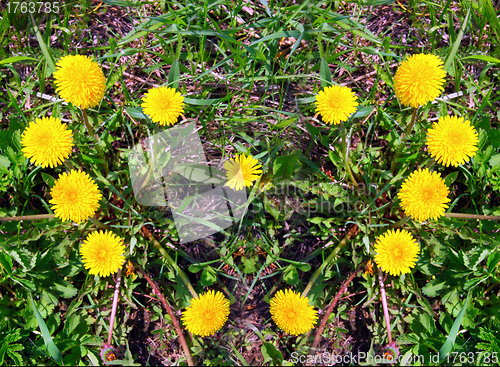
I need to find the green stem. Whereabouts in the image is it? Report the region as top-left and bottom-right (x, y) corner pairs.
(302, 232), (352, 298)
(141, 227), (198, 299)
(82, 109), (110, 177)
(340, 122), (358, 187)
(390, 107), (418, 175)
(444, 213), (500, 220)
(0, 214), (55, 222)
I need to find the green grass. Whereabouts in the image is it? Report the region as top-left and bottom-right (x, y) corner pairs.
(1, 0), (500, 365)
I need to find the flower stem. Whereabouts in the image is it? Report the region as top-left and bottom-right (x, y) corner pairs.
(140, 226), (198, 299)
(82, 108), (110, 177)
(377, 267), (392, 344)
(141, 269), (195, 367)
(340, 122), (358, 187)
(302, 224), (358, 298)
(444, 213), (500, 220)
(309, 266), (361, 356)
(0, 214), (56, 222)
(390, 107), (418, 176)
(107, 268), (122, 345)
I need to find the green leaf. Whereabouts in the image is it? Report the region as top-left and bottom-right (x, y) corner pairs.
(188, 264), (204, 273)
(241, 256), (258, 274)
(422, 280), (448, 297)
(487, 251), (500, 274)
(443, 8), (471, 73)
(29, 294), (63, 365)
(261, 342), (284, 365)
(462, 55), (500, 64)
(444, 171), (459, 186)
(320, 57), (332, 88)
(273, 149), (302, 180)
(438, 292), (470, 363)
(283, 265), (299, 285)
(0, 250), (13, 275)
(52, 281), (78, 298)
(200, 266), (217, 286)
(174, 164), (224, 184)
(0, 56), (38, 65)
(167, 59), (180, 89)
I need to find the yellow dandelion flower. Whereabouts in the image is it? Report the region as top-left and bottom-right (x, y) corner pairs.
(21, 116), (73, 168)
(394, 54), (446, 108)
(374, 229), (420, 276)
(54, 55), (106, 109)
(141, 86), (185, 126)
(224, 153), (262, 191)
(270, 289), (318, 335)
(315, 85), (359, 125)
(182, 290), (230, 337)
(426, 115), (479, 167)
(49, 170), (102, 223)
(397, 168), (450, 222)
(364, 260), (374, 276)
(80, 231), (125, 277)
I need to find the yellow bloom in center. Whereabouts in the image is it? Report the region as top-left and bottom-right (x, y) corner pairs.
(315, 85), (359, 125)
(182, 290), (230, 337)
(49, 170), (102, 223)
(374, 229), (420, 276)
(270, 289), (318, 335)
(21, 116), (73, 168)
(426, 115), (479, 167)
(80, 231), (126, 277)
(397, 168), (450, 222)
(141, 86), (185, 126)
(224, 153), (262, 191)
(54, 55), (106, 109)
(394, 54), (446, 108)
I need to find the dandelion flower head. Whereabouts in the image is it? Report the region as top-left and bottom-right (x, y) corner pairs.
(49, 170), (102, 223)
(374, 229), (420, 276)
(224, 153), (262, 191)
(182, 290), (230, 337)
(315, 85), (359, 125)
(21, 116), (73, 168)
(141, 86), (185, 126)
(54, 55), (106, 109)
(80, 230), (125, 277)
(270, 289), (318, 335)
(426, 115), (479, 167)
(394, 54), (446, 108)
(397, 168), (450, 222)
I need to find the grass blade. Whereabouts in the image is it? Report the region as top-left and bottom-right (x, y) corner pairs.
(443, 7), (471, 73)
(438, 292), (470, 363)
(29, 294), (63, 365)
(30, 14), (56, 75)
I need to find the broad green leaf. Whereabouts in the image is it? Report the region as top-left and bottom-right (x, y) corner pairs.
(273, 149), (302, 180)
(0, 250), (13, 275)
(175, 163), (224, 184)
(261, 342), (284, 365)
(200, 266), (217, 286)
(487, 251), (500, 273)
(188, 264), (204, 273)
(283, 265), (299, 285)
